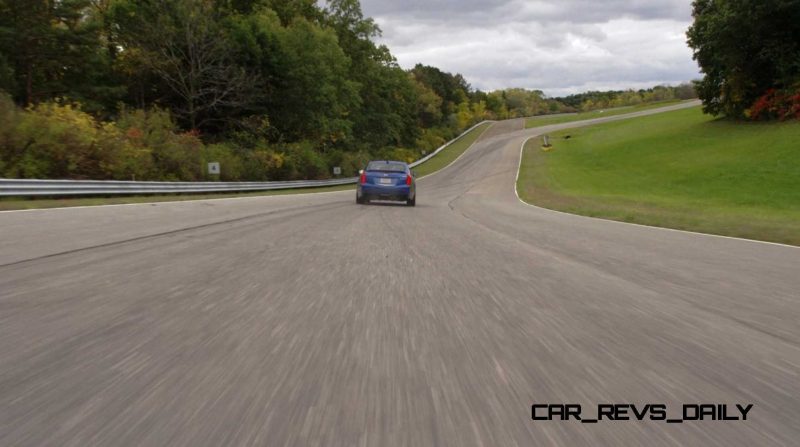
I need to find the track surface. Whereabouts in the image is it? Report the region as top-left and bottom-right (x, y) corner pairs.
(2, 102), (799, 446)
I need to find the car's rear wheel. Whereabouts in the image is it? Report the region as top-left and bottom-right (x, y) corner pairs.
(406, 196), (415, 207)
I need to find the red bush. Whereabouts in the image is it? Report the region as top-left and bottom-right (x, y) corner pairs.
(750, 89), (800, 121)
(791, 93), (800, 120)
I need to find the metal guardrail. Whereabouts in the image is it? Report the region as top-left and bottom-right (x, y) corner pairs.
(409, 120), (492, 169)
(0, 177), (359, 197)
(0, 121), (493, 197)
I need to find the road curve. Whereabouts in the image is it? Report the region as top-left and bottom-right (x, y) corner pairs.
(1, 102), (799, 446)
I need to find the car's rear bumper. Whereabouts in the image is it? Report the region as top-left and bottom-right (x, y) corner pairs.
(358, 184), (412, 201)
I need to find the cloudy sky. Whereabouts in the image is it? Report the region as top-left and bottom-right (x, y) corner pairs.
(359, 0), (701, 96)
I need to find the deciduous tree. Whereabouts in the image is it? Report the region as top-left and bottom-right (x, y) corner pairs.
(687, 0), (800, 117)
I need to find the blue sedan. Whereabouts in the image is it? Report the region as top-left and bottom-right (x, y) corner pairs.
(356, 161), (416, 206)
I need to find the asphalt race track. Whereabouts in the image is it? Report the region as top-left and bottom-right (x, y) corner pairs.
(1, 102), (798, 446)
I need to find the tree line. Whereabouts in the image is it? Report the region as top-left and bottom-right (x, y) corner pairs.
(0, 0), (694, 182)
(687, 0), (800, 120)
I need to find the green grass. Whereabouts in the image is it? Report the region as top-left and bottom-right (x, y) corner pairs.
(517, 106), (800, 246)
(414, 122), (492, 177)
(1, 122), (491, 211)
(525, 100), (685, 129)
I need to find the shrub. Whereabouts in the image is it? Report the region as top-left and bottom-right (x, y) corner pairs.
(0, 92), (21, 173)
(241, 147), (287, 181)
(202, 143), (243, 181)
(283, 141), (328, 180)
(750, 89), (800, 121)
(105, 135), (155, 181)
(0, 93), (443, 183)
(387, 147), (417, 164)
(0, 98), (124, 180)
(321, 149), (369, 177)
(116, 107), (205, 181)
(416, 129), (447, 154)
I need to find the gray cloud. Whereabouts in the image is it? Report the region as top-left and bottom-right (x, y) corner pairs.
(359, 0), (700, 95)
(364, 0), (692, 24)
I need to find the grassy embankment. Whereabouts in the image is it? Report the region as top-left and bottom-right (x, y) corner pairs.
(0, 122), (492, 211)
(517, 106), (800, 245)
(525, 100), (686, 129)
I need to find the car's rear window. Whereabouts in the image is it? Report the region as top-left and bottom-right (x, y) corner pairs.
(366, 162), (406, 173)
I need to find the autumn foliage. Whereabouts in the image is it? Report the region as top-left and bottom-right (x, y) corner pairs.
(749, 89), (800, 121)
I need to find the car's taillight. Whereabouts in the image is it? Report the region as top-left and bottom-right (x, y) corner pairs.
(406, 174), (412, 185)
(360, 172), (367, 184)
